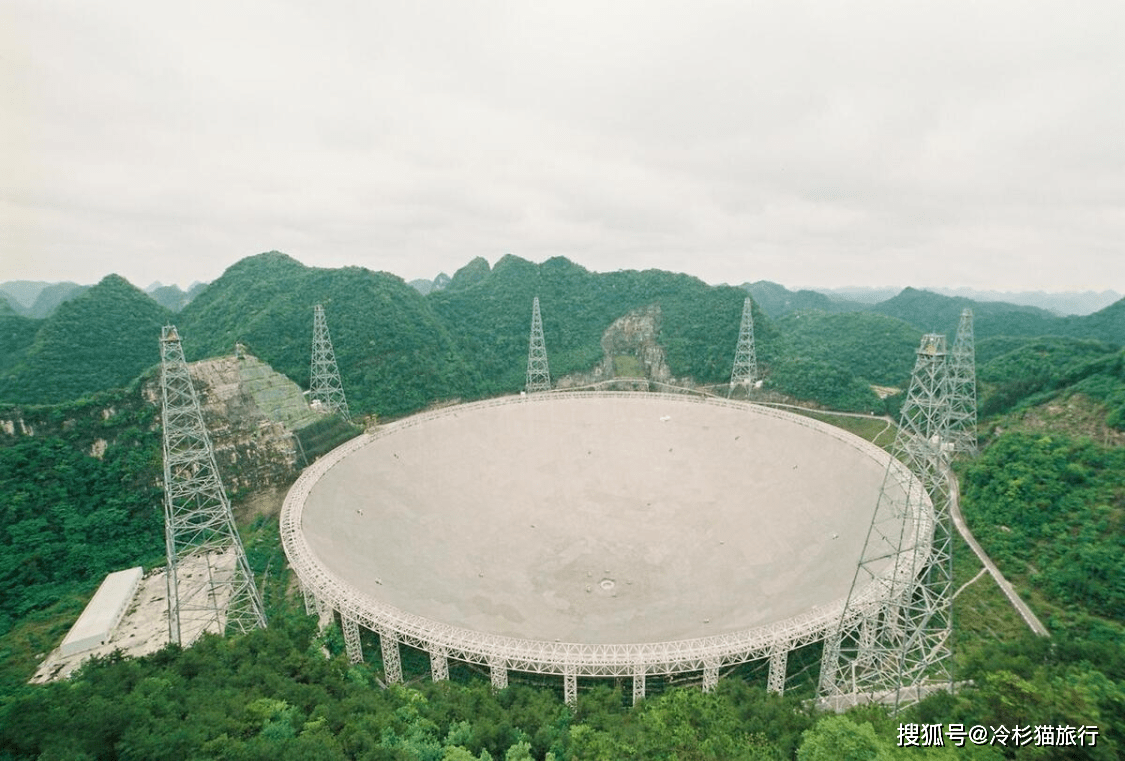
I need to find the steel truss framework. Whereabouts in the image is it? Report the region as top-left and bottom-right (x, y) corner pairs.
(525, 297), (551, 393)
(281, 392), (927, 702)
(729, 296), (759, 389)
(947, 309), (978, 456)
(160, 326), (267, 645)
(310, 304), (351, 420)
(819, 334), (954, 709)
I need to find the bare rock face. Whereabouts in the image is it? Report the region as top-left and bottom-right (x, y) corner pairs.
(599, 304), (672, 383)
(556, 304), (672, 389)
(186, 353), (320, 494)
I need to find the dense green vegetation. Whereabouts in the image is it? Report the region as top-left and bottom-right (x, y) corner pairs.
(765, 311), (923, 412)
(0, 387), (165, 636)
(176, 253), (481, 418)
(872, 288), (1059, 339)
(0, 282), (89, 319)
(872, 287), (1125, 345)
(961, 432), (1125, 621)
(0, 276), (172, 405)
(2, 253), (1122, 421)
(977, 339), (1125, 422)
(0, 611), (822, 760)
(2, 253), (1125, 758)
(294, 414), (364, 464)
(429, 255), (778, 396)
(0, 303), (39, 378)
(775, 312), (921, 388)
(743, 280), (864, 318)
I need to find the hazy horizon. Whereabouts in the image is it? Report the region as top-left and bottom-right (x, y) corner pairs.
(2, 251), (1121, 318)
(5, 2), (1123, 293)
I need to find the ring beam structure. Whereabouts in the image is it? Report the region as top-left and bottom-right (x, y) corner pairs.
(281, 393), (930, 692)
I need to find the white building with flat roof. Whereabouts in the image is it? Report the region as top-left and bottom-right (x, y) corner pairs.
(59, 567), (143, 657)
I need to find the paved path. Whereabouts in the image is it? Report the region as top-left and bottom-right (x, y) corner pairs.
(947, 470), (1050, 637)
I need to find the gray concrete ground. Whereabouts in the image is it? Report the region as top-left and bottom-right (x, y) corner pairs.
(32, 554), (233, 683)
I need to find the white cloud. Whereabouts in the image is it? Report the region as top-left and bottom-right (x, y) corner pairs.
(2, 0), (1123, 292)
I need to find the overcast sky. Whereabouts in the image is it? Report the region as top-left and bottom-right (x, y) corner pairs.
(3, 1), (1123, 293)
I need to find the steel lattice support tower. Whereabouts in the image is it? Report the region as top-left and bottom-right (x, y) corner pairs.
(160, 326), (267, 645)
(729, 296), (759, 390)
(310, 304), (351, 420)
(947, 309), (978, 456)
(819, 333), (954, 709)
(526, 296), (551, 393)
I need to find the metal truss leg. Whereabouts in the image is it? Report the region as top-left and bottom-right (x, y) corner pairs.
(315, 597), (333, 631)
(818, 629), (842, 697)
(563, 668), (577, 707)
(342, 616), (363, 664)
(856, 615), (877, 671)
(702, 661), (720, 693)
(302, 584), (317, 616)
(429, 647), (449, 682)
(632, 666), (646, 705)
(767, 647), (788, 694)
(490, 659), (508, 690)
(379, 628), (403, 684)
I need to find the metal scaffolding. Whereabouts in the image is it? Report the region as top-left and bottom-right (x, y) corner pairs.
(310, 304), (351, 420)
(819, 334), (954, 709)
(947, 309), (978, 456)
(430, 647), (450, 681)
(526, 296), (551, 393)
(379, 627), (403, 684)
(343, 615), (363, 664)
(160, 326), (267, 646)
(729, 296), (759, 391)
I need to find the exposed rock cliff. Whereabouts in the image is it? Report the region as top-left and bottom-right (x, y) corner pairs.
(558, 304), (672, 389)
(185, 353), (322, 495)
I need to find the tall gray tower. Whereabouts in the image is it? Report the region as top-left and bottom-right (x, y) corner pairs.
(526, 296), (551, 393)
(819, 333), (954, 709)
(947, 309), (978, 456)
(729, 296), (759, 391)
(310, 304), (350, 420)
(160, 326), (267, 645)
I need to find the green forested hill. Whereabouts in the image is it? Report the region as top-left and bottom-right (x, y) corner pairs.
(871, 286), (1062, 338)
(766, 311), (923, 412)
(776, 311), (922, 387)
(147, 281), (206, 312)
(977, 338), (1125, 421)
(752, 282), (1125, 346)
(0, 302), (39, 377)
(743, 280), (863, 318)
(1, 253), (781, 413)
(1062, 297), (1125, 344)
(0, 282), (89, 319)
(23, 282), (90, 319)
(0, 276), (172, 405)
(3, 253), (1125, 758)
(428, 255), (777, 395)
(0, 385), (165, 635)
(177, 252), (482, 417)
(3, 257), (1120, 417)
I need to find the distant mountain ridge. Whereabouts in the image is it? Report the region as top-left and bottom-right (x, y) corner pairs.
(0, 275), (173, 404)
(741, 280), (865, 317)
(749, 281), (1124, 345)
(0, 279), (207, 318)
(811, 285), (1120, 316)
(407, 273), (451, 295)
(2, 253), (1123, 413)
(0, 281), (89, 318)
(146, 281), (208, 312)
